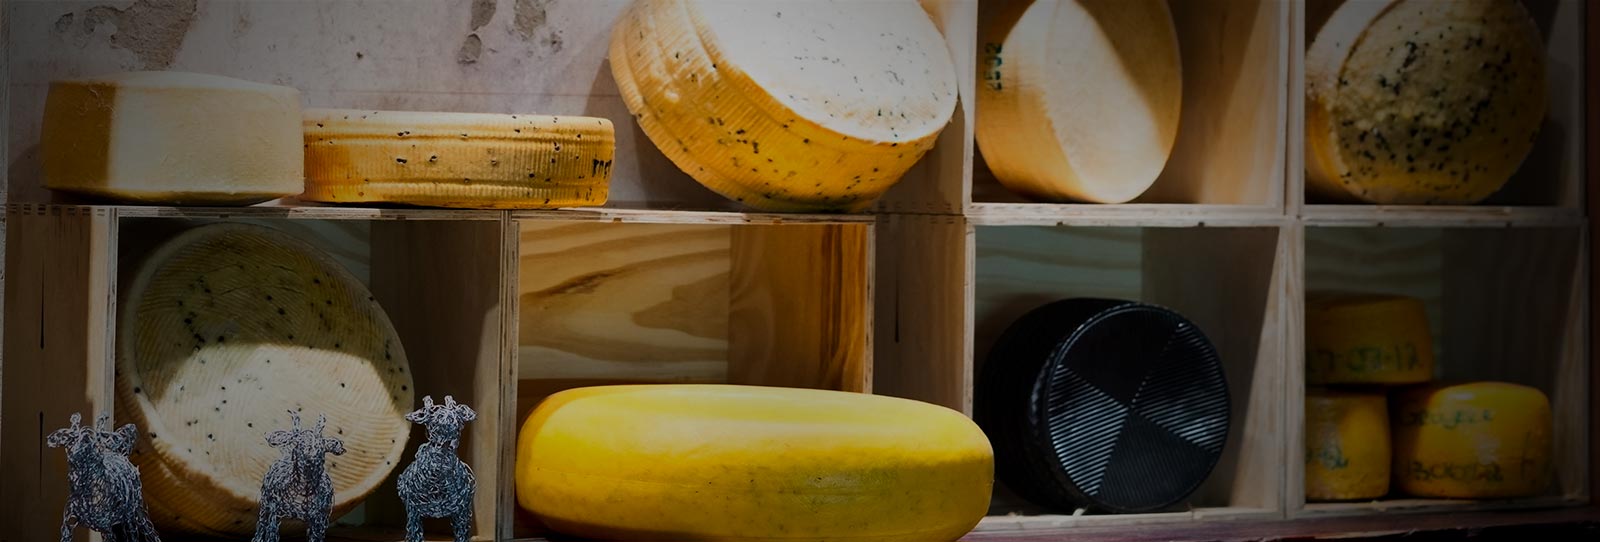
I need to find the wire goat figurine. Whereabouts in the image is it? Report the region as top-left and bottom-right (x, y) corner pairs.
(48, 412), (162, 542)
(254, 411), (345, 542)
(398, 395), (477, 542)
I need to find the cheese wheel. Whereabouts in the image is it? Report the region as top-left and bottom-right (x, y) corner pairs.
(1305, 0), (1546, 204)
(117, 223), (413, 535)
(976, 0), (1182, 203)
(1306, 292), (1434, 385)
(1305, 389), (1390, 501)
(516, 385), (993, 541)
(610, 0), (958, 212)
(42, 71), (303, 205)
(1391, 382), (1552, 498)
(303, 109), (614, 208)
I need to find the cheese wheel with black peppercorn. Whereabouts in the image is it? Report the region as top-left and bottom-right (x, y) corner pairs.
(1306, 0), (1547, 204)
(1391, 382), (1552, 498)
(610, 0), (958, 212)
(303, 109), (614, 209)
(1306, 292), (1434, 385)
(1305, 389), (1390, 501)
(975, 0), (1182, 203)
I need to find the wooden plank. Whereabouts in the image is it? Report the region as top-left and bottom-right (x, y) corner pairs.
(968, 203), (1288, 228)
(511, 207), (874, 225)
(877, 0), (974, 215)
(728, 224), (872, 393)
(1299, 495), (1587, 519)
(368, 220), (503, 541)
(0, 205), (115, 542)
(1302, 204), (1584, 228)
(497, 215), (519, 542)
(874, 214), (973, 413)
(1587, 0), (1600, 506)
(1284, 223), (1307, 513)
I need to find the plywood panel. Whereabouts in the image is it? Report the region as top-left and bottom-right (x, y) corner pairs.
(874, 214), (973, 413)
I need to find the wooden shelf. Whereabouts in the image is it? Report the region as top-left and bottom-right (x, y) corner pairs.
(4, 203), (874, 226)
(1298, 496), (1588, 518)
(967, 203), (1289, 227)
(1301, 204), (1585, 228)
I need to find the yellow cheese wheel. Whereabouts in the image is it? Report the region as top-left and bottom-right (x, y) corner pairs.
(976, 0), (1182, 203)
(1305, 0), (1546, 204)
(1391, 382), (1552, 498)
(1306, 292), (1434, 385)
(42, 71), (303, 205)
(303, 109), (614, 209)
(610, 0), (958, 212)
(1305, 389), (1390, 501)
(516, 385), (993, 541)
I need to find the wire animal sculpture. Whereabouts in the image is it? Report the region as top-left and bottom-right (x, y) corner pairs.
(48, 412), (162, 542)
(254, 411), (345, 542)
(398, 395), (477, 542)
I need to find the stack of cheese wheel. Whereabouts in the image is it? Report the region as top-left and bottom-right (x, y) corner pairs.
(302, 109), (615, 208)
(516, 385), (993, 541)
(117, 223), (414, 535)
(1390, 382), (1552, 498)
(975, 0), (1183, 203)
(610, 0), (958, 212)
(42, 71), (304, 205)
(1306, 0), (1547, 204)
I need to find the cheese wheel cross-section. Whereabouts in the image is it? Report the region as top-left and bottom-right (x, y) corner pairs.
(976, 0), (1183, 203)
(1306, 0), (1547, 204)
(610, 0), (959, 212)
(303, 109), (614, 209)
(517, 385), (994, 542)
(43, 71), (304, 205)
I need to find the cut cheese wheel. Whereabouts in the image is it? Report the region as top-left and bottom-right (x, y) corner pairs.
(516, 385), (993, 541)
(610, 0), (958, 212)
(1391, 382), (1552, 498)
(1306, 292), (1434, 385)
(1305, 389), (1390, 501)
(42, 71), (303, 205)
(116, 223), (413, 535)
(976, 0), (1182, 203)
(1305, 0), (1547, 204)
(303, 109), (614, 209)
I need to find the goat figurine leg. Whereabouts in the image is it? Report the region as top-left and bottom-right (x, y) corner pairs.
(60, 509), (77, 542)
(251, 504), (278, 542)
(306, 513), (329, 542)
(405, 507), (423, 542)
(451, 509), (473, 542)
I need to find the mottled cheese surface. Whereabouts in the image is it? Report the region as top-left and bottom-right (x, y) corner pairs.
(1305, 389), (1391, 501)
(1391, 382), (1552, 498)
(1306, 0), (1546, 204)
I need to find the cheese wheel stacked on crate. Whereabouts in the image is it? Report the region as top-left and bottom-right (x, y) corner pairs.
(303, 109), (615, 209)
(610, 0), (958, 212)
(1305, 0), (1547, 204)
(975, 0), (1183, 203)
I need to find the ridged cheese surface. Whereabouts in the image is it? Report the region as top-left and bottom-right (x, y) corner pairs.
(1305, 389), (1390, 501)
(303, 109), (613, 208)
(610, 0), (958, 212)
(1306, 292), (1434, 385)
(1305, 0), (1546, 204)
(976, 0), (1182, 203)
(42, 71), (303, 205)
(117, 223), (413, 535)
(1391, 382), (1552, 498)
(516, 385), (993, 541)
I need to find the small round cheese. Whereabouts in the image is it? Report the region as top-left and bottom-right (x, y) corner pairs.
(1305, 389), (1390, 501)
(303, 109), (615, 209)
(1305, 0), (1547, 204)
(1391, 382), (1552, 498)
(976, 0), (1182, 203)
(42, 71), (304, 205)
(117, 223), (413, 535)
(610, 0), (958, 212)
(1306, 292), (1434, 385)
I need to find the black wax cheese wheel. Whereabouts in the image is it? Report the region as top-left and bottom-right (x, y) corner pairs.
(977, 299), (1230, 513)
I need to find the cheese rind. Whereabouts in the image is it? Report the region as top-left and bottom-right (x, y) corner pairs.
(1391, 382), (1552, 498)
(1305, 0), (1546, 204)
(42, 71), (304, 205)
(516, 385), (993, 541)
(975, 0), (1182, 203)
(302, 109), (614, 209)
(1306, 292), (1434, 385)
(117, 223), (413, 535)
(1305, 389), (1391, 501)
(610, 0), (958, 212)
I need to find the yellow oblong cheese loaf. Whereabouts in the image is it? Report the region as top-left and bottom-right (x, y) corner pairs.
(976, 0), (1183, 203)
(1305, 389), (1390, 501)
(1305, 0), (1546, 204)
(1391, 382), (1553, 498)
(516, 385), (994, 542)
(610, 0), (958, 212)
(303, 109), (614, 209)
(1306, 292), (1434, 385)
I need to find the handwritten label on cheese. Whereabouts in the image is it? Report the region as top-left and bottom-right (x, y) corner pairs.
(1308, 342), (1422, 375)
